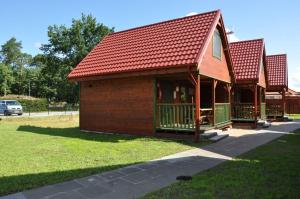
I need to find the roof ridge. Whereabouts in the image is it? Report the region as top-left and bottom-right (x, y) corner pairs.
(230, 38), (264, 44)
(267, 54), (287, 57)
(108, 9), (220, 36)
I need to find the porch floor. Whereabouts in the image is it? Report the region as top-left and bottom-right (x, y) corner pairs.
(157, 121), (232, 132)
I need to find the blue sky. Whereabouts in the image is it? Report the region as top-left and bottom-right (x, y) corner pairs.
(1, 0), (300, 90)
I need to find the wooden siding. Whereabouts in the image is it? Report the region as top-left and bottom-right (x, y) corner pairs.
(80, 76), (154, 135)
(258, 63), (266, 88)
(199, 30), (231, 83)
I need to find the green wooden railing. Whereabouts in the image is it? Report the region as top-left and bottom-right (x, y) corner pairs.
(260, 103), (266, 119)
(157, 103), (196, 130)
(232, 103), (255, 120)
(266, 104), (283, 117)
(215, 103), (231, 124)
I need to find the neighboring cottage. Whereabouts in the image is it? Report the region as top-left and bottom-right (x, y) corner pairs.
(68, 10), (235, 141)
(229, 39), (268, 127)
(265, 54), (288, 118)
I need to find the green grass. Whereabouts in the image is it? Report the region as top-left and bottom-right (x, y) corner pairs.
(288, 114), (300, 120)
(0, 115), (207, 196)
(142, 130), (300, 199)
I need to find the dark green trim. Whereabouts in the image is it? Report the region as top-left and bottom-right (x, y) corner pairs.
(231, 118), (256, 122)
(153, 78), (157, 134)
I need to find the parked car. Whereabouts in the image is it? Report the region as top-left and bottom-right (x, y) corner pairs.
(0, 100), (23, 116)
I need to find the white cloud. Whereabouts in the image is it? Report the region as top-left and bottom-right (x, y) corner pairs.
(225, 27), (239, 42)
(185, 12), (198, 17)
(34, 42), (42, 49)
(289, 67), (300, 91)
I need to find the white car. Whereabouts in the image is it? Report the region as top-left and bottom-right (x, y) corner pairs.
(0, 100), (23, 116)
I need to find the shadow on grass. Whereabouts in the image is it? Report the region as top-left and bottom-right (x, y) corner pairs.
(16, 125), (205, 147)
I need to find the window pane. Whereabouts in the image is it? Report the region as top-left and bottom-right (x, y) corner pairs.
(213, 31), (221, 59)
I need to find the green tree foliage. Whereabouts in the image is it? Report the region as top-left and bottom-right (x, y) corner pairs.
(0, 14), (113, 103)
(40, 14), (114, 103)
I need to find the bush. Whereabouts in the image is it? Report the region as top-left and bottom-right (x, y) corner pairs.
(20, 99), (48, 113)
(0, 95), (48, 112)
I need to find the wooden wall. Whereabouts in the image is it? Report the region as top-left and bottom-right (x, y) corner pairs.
(199, 30), (231, 83)
(286, 97), (300, 114)
(80, 76), (154, 135)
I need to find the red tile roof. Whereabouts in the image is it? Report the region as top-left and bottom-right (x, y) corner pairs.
(229, 39), (264, 81)
(266, 54), (288, 87)
(68, 10), (222, 80)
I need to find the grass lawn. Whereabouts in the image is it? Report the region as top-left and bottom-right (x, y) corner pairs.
(142, 129), (300, 199)
(0, 115), (207, 196)
(288, 114), (300, 120)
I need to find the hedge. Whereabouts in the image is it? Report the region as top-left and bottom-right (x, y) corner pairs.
(17, 99), (48, 113)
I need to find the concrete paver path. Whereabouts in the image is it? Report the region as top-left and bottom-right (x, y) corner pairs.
(2, 121), (300, 199)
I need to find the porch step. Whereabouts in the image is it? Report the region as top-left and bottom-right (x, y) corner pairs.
(283, 115), (293, 121)
(209, 134), (229, 142)
(200, 132), (218, 139)
(257, 120), (271, 128)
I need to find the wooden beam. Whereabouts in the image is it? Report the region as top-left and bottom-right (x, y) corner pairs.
(227, 84), (232, 121)
(282, 88), (286, 116)
(195, 73), (200, 143)
(212, 79), (217, 126)
(253, 84), (258, 128)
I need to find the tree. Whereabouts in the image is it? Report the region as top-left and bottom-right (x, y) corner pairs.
(0, 63), (13, 96)
(0, 37), (22, 67)
(40, 14), (114, 103)
(0, 38), (32, 95)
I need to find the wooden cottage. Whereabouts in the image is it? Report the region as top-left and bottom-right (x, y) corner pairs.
(229, 39), (268, 127)
(285, 88), (300, 114)
(265, 54), (288, 118)
(68, 10), (235, 141)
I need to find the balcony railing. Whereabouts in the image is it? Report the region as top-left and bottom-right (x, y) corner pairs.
(232, 103), (255, 120)
(157, 103), (195, 130)
(215, 103), (231, 124)
(260, 102), (266, 119)
(157, 103), (231, 130)
(266, 104), (283, 117)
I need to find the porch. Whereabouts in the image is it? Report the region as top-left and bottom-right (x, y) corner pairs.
(155, 76), (231, 133)
(231, 85), (266, 125)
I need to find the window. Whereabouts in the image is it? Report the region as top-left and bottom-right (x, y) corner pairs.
(213, 30), (222, 60)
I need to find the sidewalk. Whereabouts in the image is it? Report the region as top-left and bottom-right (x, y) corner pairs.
(2, 121), (300, 199)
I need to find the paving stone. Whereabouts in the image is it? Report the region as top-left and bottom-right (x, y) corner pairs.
(47, 191), (85, 199)
(121, 170), (151, 184)
(52, 181), (83, 192)
(99, 170), (125, 181)
(136, 163), (158, 170)
(0, 193), (26, 199)
(75, 175), (106, 187)
(23, 185), (58, 199)
(77, 184), (111, 198)
(118, 166), (142, 175)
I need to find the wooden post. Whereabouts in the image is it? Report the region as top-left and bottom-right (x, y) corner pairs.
(253, 84), (258, 128)
(227, 84), (232, 121)
(282, 88), (286, 116)
(195, 73), (200, 143)
(212, 79), (217, 126)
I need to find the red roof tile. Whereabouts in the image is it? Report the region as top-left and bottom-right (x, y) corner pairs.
(229, 39), (264, 81)
(266, 54), (288, 87)
(68, 10), (221, 80)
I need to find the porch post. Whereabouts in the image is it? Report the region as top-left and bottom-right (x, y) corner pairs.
(212, 79), (217, 126)
(195, 73), (200, 142)
(253, 84), (258, 128)
(282, 88), (286, 116)
(227, 84), (232, 121)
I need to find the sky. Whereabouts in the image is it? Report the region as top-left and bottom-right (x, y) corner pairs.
(1, 0), (300, 90)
